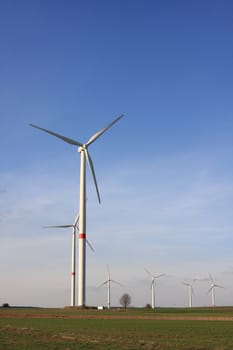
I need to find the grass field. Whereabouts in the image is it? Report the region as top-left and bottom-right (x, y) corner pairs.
(0, 307), (233, 349)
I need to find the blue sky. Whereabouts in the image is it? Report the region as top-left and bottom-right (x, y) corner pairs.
(0, 0), (233, 307)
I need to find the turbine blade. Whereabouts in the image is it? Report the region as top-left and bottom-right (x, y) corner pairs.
(215, 284), (224, 289)
(98, 281), (108, 288)
(86, 114), (124, 146)
(207, 286), (213, 294)
(107, 264), (110, 278)
(30, 124), (83, 147)
(209, 272), (214, 283)
(144, 268), (152, 276)
(86, 239), (95, 252)
(183, 282), (190, 286)
(73, 213), (79, 227)
(43, 225), (72, 228)
(196, 277), (209, 282)
(111, 279), (123, 287)
(84, 149), (101, 203)
(154, 273), (165, 279)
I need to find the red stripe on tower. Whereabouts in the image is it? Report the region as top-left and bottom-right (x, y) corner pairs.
(79, 233), (86, 239)
(71, 272), (75, 276)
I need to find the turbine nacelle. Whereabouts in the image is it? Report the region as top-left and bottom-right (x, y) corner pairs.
(78, 145), (87, 153)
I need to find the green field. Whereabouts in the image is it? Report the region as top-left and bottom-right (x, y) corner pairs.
(0, 307), (233, 349)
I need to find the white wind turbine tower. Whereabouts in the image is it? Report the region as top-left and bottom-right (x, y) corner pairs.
(208, 273), (224, 307)
(145, 268), (165, 309)
(183, 280), (195, 308)
(30, 115), (124, 306)
(44, 213), (94, 307)
(99, 265), (122, 309)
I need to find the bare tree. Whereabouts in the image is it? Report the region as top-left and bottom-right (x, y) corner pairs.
(119, 293), (131, 309)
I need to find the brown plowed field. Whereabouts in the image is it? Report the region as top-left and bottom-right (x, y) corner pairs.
(1, 311), (233, 321)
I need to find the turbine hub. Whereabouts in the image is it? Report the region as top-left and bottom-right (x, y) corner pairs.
(78, 144), (87, 153)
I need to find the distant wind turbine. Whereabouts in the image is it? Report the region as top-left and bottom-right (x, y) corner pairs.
(44, 213), (94, 307)
(30, 114), (124, 306)
(183, 279), (195, 308)
(98, 265), (122, 309)
(207, 273), (224, 307)
(145, 268), (165, 309)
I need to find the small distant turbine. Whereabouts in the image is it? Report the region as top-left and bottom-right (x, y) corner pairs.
(30, 114), (124, 306)
(145, 268), (165, 309)
(44, 213), (94, 307)
(183, 280), (195, 308)
(98, 265), (122, 309)
(207, 273), (224, 307)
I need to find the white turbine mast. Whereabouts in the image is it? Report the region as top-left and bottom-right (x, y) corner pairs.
(145, 268), (165, 309)
(207, 273), (224, 307)
(183, 279), (195, 308)
(98, 265), (122, 309)
(44, 213), (94, 307)
(30, 114), (124, 307)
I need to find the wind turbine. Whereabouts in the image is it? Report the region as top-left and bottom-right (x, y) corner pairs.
(183, 280), (195, 308)
(145, 268), (165, 309)
(44, 213), (94, 307)
(98, 265), (122, 309)
(207, 273), (224, 307)
(30, 114), (124, 306)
